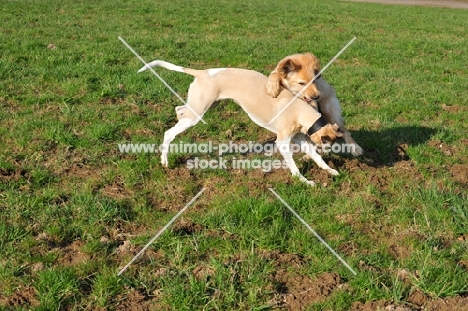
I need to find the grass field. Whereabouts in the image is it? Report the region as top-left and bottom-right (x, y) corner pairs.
(1, 0), (467, 310)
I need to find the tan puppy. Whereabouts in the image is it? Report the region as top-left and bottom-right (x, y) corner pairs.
(266, 52), (322, 104)
(267, 53), (363, 156)
(138, 60), (344, 185)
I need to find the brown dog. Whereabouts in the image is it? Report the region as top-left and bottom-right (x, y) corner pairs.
(266, 53), (363, 156)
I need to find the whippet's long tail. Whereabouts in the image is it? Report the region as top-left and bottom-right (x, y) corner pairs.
(137, 60), (202, 77)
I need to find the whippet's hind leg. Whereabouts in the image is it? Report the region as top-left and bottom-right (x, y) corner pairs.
(160, 116), (198, 166)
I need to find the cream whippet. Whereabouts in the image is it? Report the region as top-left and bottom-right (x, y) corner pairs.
(138, 60), (344, 185)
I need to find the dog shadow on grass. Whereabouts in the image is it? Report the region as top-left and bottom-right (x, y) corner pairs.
(346, 125), (439, 168)
(174, 126), (438, 172)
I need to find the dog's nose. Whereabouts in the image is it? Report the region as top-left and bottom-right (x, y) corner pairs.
(312, 95), (320, 100)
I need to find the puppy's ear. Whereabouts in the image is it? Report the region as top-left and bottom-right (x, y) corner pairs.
(305, 52), (321, 71)
(303, 52), (321, 78)
(266, 70), (282, 98)
(278, 58), (302, 76)
(314, 70), (322, 79)
(332, 123), (344, 137)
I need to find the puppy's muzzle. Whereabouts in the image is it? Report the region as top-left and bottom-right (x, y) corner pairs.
(304, 95), (320, 103)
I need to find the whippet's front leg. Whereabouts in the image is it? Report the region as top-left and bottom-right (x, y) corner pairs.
(276, 136), (315, 186)
(292, 134), (339, 176)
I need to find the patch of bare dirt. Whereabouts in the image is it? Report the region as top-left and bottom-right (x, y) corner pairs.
(261, 249), (305, 268)
(204, 228), (238, 240)
(259, 249), (344, 309)
(442, 104), (467, 113)
(349, 300), (388, 311)
(192, 264), (216, 280)
(425, 296), (468, 311)
(171, 219), (205, 235)
(0, 167), (27, 182)
(272, 271), (343, 310)
(338, 240), (360, 256)
(427, 140), (457, 156)
(60, 162), (101, 179)
(100, 178), (133, 200)
(351, 290), (468, 311)
(301, 164), (336, 186)
(36, 146), (98, 181)
(112, 226), (167, 271)
(201, 175), (233, 199)
(407, 289), (430, 308)
(116, 240), (135, 255)
(342, 158), (396, 191)
(57, 240), (90, 267)
(115, 289), (150, 311)
(350, 301), (415, 310)
(1, 287), (39, 308)
(388, 242), (412, 259)
(99, 97), (127, 106)
(450, 164), (468, 185)
(342, 153), (426, 195)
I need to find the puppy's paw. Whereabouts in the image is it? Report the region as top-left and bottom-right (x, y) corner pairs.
(305, 180), (316, 186)
(266, 72), (282, 98)
(351, 145), (364, 156)
(266, 80), (281, 98)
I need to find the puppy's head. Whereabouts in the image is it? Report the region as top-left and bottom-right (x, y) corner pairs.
(275, 53), (321, 103)
(309, 123), (343, 147)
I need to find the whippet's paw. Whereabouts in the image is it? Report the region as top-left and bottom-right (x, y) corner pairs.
(328, 168), (339, 176)
(161, 155), (169, 167)
(294, 174), (316, 186)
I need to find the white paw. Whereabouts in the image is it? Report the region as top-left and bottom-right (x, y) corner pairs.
(328, 169), (339, 176)
(295, 174), (316, 186)
(161, 155), (168, 167)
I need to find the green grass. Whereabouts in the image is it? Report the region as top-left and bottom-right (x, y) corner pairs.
(1, 0), (467, 309)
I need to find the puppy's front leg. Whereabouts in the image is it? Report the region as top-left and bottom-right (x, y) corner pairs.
(342, 130), (363, 156)
(276, 137), (315, 186)
(266, 70), (282, 98)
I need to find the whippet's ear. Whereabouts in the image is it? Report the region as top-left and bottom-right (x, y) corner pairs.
(278, 58), (302, 76)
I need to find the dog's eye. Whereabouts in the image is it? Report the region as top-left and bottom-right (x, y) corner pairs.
(321, 136), (331, 144)
(298, 82), (306, 86)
